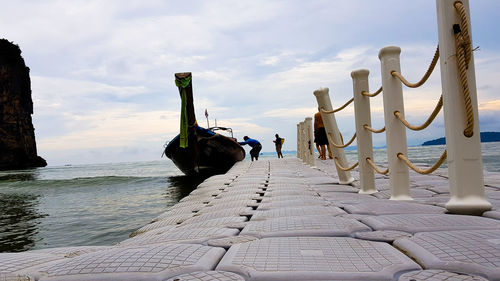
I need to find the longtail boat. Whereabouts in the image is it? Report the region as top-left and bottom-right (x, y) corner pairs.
(163, 72), (245, 175)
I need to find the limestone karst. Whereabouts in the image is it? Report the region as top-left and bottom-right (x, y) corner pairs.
(0, 39), (46, 169)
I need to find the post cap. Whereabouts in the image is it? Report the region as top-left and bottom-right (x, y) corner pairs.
(351, 69), (370, 79)
(378, 46), (401, 59)
(313, 87), (329, 97)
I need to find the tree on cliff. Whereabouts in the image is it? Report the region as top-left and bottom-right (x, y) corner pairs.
(0, 38), (46, 169)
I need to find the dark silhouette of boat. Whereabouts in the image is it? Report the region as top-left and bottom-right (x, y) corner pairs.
(163, 72), (245, 175)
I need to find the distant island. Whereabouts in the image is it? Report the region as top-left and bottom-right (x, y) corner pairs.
(422, 132), (500, 146)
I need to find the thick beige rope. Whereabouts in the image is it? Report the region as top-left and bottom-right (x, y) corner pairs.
(365, 157), (389, 175)
(394, 95), (443, 131)
(333, 157), (359, 171)
(327, 132), (357, 149)
(361, 86), (382, 97)
(391, 46), (440, 88)
(397, 150), (447, 175)
(454, 1), (472, 64)
(454, 1), (474, 137)
(363, 124), (386, 134)
(321, 98), (354, 114)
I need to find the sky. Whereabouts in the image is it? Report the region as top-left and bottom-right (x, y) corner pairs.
(1, 0), (499, 166)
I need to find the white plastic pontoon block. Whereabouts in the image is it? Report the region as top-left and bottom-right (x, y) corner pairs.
(216, 237), (420, 280)
(37, 244), (225, 281)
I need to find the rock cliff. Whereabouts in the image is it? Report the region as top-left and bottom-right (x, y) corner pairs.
(0, 39), (46, 170)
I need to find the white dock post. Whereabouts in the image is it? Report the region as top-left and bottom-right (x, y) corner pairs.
(302, 120), (309, 163)
(298, 122), (303, 161)
(379, 46), (411, 200)
(302, 120), (308, 164)
(300, 121), (307, 163)
(296, 123), (301, 159)
(305, 117), (316, 167)
(313, 88), (355, 185)
(436, 0), (491, 215)
(351, 69), (377, 194)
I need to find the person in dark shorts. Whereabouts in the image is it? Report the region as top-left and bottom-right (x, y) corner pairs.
(239, 136), (262, 161)
(314, 110), (333, 160)
(273, 134), (284, 158)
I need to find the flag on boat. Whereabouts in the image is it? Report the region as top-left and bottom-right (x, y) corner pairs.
(205, 109), (208, 118)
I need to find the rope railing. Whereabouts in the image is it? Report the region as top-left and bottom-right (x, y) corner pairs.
(333, 157), (359, 172)
(397, 150), (447, 175)
(391, 46), (440, 88)
(384, 45), (447, 176)
(305, 1), (489, 214)
(363, 124), (385, 133)
(327, 132), (357, 149)
(454, 1), (474, 137)
(321, 98), (354, 114)
(394, 95), (443, 131)
(361, 86), (382, 97)
(454, 1), (472, 65)
(365, 157), (389, 175)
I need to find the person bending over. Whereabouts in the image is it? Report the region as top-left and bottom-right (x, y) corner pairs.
(239, 136), (262, 161)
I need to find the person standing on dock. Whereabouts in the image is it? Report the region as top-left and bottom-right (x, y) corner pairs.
(273, 134), (284, 158)
(239, 136), (262, 161)
(314, 109), (333, 160)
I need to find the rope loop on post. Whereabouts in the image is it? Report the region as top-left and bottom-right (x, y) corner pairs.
(361, 86), (382, 97)
(394, 95), (443, 131)
(363, 124), (386, 134)
(321, 98), (354, 114)
(454, 1), (472, 65)
(365, 158), (389, 175)
(453, 1), (474, 138)
(327, 132), (357, 149)
(397, 150), (447, 175)
(391, 46), (440, 88)
(334, 157), (359, 172)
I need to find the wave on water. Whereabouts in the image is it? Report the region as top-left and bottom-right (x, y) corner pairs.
(0, 175), (169, 193)
(0, 160), (207, 252)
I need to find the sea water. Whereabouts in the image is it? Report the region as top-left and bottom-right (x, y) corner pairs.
(0, 160), (206, 252)
(0, 143), (499, 253)
(342, 142), (500, 173)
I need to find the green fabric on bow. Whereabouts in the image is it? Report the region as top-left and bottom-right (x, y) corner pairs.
(176, 76), (191, 148)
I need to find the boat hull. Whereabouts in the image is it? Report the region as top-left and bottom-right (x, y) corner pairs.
(164, 131), (245, 176)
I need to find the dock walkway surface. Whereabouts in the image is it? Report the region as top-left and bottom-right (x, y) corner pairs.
(2, 158), (500, 281)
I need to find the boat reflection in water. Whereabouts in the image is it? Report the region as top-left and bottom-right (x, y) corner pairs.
(166, 175), (208, 201)
(0, 191), (46, 252)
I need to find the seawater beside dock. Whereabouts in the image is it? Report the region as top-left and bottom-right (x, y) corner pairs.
(1, 157), (500, 280)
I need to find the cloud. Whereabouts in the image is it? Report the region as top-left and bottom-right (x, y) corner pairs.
(1, 1), (499, 165)
(259, 56), (280, 66)
(479, 100), (500, 111)
(38, 109), (179, 152)
(262, 107), (317, 119)
(32, 76), (148, 101)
